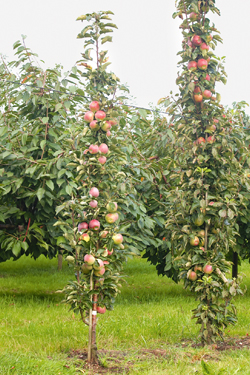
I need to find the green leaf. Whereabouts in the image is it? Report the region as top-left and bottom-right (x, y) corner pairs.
(46, 180), (54, 191)
(42, 117), (49, 124)
(55, 103), (63, 112)
(219, 209), (227, 218)
(12, 241), (22, 257)
(37, 187), (45, 201)
(101, 36), (112, 44)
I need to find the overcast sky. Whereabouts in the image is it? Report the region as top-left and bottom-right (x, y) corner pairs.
(1, 0), (250, 114)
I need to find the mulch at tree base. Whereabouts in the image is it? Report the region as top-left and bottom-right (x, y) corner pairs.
(68, 336), (250, 374)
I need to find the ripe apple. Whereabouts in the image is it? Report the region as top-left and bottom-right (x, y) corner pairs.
(198, 59), (208, 70)
(97, 306), (106, 314)
(196, 137), (206, 145)
(198, 230), (205, 237)
(99, 143), (109, 154)
(200, 42), (209, 51)
(190, 236), (199, 246)
(100, 230), (108, 238)
(106, 130), (111, 137)
(93, 258), (104, 270)
(84, 111), (94, 122)
(112, 234), (123, 244)
(89, 120), (99, 130)
(105, 213), (119, 224)
(187, 61), (197, 71)
(89, 200), (98, 208)
(187, 270), (197, 281)
(94, 266), (105, 276)
(101, 121), (111, 132)
(89, 101), (100, 112)
(79, 233), (90, 242)
(192, 35), (202, 46)
(98, 156), (107, 165)
(95, 110), (106, 120)
(203, 90), (212, 99)
(205, 74), (210, 81)
(84, 254), (95, 265)
(89, 219), (100, 231)
(89, 144), (99, 154)
(109, 119), (118, 126)
(89, 187), (99, 197)
(189, 12), (198, 21)
(107, 248), (113, 255)
(207, 136), (215, 143)
(78, 222), (88, 231)
(203, 264), (213, 274)
(194, 93), (203, 103)
(106, 202), (118, 212)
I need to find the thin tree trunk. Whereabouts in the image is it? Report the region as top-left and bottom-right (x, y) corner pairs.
(232, 252), (238, 279)
(57, 251), (63, 270)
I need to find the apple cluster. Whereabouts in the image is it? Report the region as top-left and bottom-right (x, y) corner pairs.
(83, 101), (118, 136)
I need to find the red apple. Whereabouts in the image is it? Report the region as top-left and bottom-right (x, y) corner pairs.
(112, 233), (123, 244)
(213, 119), (219, 124)
(192, 35), (202, 46)
(109, 119), (118, 126)
(83, 149), (88, 154)
(187, 61), (197, 71)
(205, 74), (210, 81)
(100, 230), (108, 238)
(89, 101), (100, 112)
(200, 42), (209, 51)
(95, 110), (106, 120)
(97, 306), (106, 314)
(190, 236), (199, 246)
(106, 202), (118, 212)
(89, 219), (100, 231)
(89, 144), (99, 154)
(101, 121), (111, 132)
(89, 187), (99, 197)
(98, 156), (107, 164)
(207, 136), (215, 143)
(194, 265), (203, 272)
(84, 254), (95, 265)
(89, 120), (99, 130)
(203, 90), (212, 99)
(89, 200), (98, 208)
(78, 222), (88, 231)
(198, 58), (208, 70)
(188, 270), (197, 281)
(106, 130), (111, 137)
(194, 93), (203, 103)
(84, 111), (94, 122)
(93, 258), (104, 270)
(203, 264), (213, 274)
(94, 266), (105, 276)
(107, 248), (113, 255)
(105, 213), (119, 224)
(189, 12), (198, 21)
(99, 143), (109, 154)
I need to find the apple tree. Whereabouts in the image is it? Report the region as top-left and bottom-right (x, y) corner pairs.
(55, 11), (141, 363)
(0, 37), (87, 263)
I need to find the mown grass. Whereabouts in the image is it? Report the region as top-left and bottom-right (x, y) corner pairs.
(0, 255), (250, 374)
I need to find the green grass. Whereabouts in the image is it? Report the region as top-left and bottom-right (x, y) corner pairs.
(0, 255), (250, 374)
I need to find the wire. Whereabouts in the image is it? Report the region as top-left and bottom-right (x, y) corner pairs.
(0, 78), (169, 116)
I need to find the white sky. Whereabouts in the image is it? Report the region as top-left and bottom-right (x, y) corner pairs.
(1, 0), (250, 114)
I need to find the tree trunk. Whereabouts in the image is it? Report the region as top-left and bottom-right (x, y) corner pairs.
(57, 251), (63, 271)
(232, 251), (238, 279)
(88, 273), (98, 364)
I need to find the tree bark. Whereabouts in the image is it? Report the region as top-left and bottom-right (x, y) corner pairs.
(57, 251), (63, 271)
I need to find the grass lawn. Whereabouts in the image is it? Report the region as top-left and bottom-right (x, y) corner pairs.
(0, 254), (250, 374)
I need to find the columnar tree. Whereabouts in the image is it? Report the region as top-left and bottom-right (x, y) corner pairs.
(159, 0), (250, 344)
(56, 11), (136, 363)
